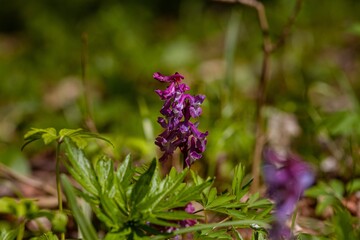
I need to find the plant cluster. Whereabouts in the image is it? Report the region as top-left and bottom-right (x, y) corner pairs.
(153, 72), (208, 167)
(2, 72), (357, 240)
(1, 1), (360, 239)
(1, 73), (275, 240)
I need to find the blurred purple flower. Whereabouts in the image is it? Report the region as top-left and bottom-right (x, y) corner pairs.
(154, 72), (208, 167)
(263, 147), (314, 239)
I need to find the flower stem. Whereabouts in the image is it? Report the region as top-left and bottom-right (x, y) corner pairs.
(290, 207), (298, 237)
(55, 141), (65, 240)
(16, 221), (25, 240)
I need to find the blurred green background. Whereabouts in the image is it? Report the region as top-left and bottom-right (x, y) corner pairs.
(1, 0), (360, 184)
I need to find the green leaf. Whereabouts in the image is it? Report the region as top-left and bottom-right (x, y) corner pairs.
(95, 156), (128, 224)
(333, 208), (358, 240)
(247, 192), (260, 205)
(348, 23), (360, 36)
(190, 170), (214, 205)
(305, 182), (329, 198)
(68, 135), (88, 149)
(41, 128), (58, 144)
(206, 194), (236, 209)
(232, 164), (245, 201)
(76, 131), (114, 147)
(197, 228), (233, 239)
(0, 197), (17, 214)
(59, 128), (83, 138)
(255, 205), (273, 220)
(306, 180), (345, 200)
(116, 154), (134, 189)
(104, 230), (132, 240)
(130, 159), (157, 210)
(206, 187), (217, 205)
(329, 179), (344, 198)
(151, 220), (269, 240)
(173, 178), (213, 207)
(147, 168), (188, 211)
(30, 232), (59, 240)
(0, 228), (19, 240)
(146, 217), (178, 227)
(346, 178), (360, 194)
(59, 128), (113, 149)
(323, 111), (360, 137)
(85, 132), (114, 147)
(89, 201), (115, 228)
(22, 128), (58, 150)
(154, 182), (186, 210)
(99, 194), (126, 226)
(0, 197), (39, 218)
(114, 154), (133, 212)
(64, 138), (100, 196)
(70, 154), (131, 227)
(24, 128), (50, 140)
(316, 196), (338, 215)
(95, 156), (115, 195)
(154, 210), (201, 221)
(61, 174), (98, 240)
(225, 209), (248, 220)
(252, 228), (267, 240)
(247, 198), (272, 209)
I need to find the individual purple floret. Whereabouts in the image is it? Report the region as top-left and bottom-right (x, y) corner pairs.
(180, 203), (197, 227)
(163, 203), (197, 238)
(154, 72), (208, 167)
(263, 147), (314, 239)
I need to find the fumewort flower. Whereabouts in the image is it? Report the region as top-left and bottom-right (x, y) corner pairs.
(154, 72), (208, 167)
(151, 202), (197, 238)
(263, 147), (314, 239)
(164, 203), (197, 236)
(180, 203), (197, 227)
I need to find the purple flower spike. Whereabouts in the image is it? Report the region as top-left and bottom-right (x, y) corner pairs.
(153, 72), (184, 83)
(263, 147), (314, 239)
(155, 82), (176, 100)
(154, 72), (208, 167)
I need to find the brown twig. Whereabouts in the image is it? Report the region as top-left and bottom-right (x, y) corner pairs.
(212, 216), (232, 230)
(0, 163), (58, 196)
(215, 0), (304, 192)
(271, 0), (304, 52)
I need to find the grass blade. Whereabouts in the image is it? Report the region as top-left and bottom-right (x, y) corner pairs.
(61, 174), (98, 240)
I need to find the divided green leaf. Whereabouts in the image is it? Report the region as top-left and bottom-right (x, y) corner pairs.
(64, 138), (100, 196)
(22, 128), (58, 150)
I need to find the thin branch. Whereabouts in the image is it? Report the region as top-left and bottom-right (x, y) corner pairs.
(0, 163), (58, 196)
(216, 0), (270, 43)
(271, 0), (303, 52)
(212, 216), (232, 230)
(215, 0), (271, 193)
(214, 0), (304, 192)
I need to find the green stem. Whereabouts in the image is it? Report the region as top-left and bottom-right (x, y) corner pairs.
(291, 207), (298, 234)
(16, 221), (25, 240)
(204, 209), (208, 224)
(55, 141), (65, 240)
